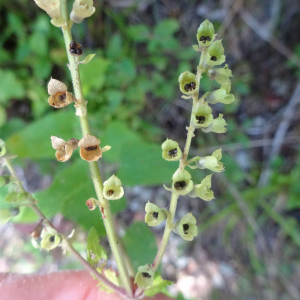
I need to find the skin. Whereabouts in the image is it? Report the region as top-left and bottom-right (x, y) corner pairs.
(0, 270), (173, 300)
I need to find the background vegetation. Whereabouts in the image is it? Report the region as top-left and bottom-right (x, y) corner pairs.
(1, 0), (300, 299)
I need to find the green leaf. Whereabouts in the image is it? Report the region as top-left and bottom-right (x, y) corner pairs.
(123, 222), (156, 270)
(127, 24), (150, 42)
(78, 54), (96, 65)
(6, 111), (78, 159)
(35, 160), (106, 235)
(144, 275), (173, 297)
(0, 70), (25, 104)
(87, 227), (107, 266)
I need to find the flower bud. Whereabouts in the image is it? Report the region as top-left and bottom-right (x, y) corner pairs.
(208, 64), (233, 84)
(78, 135), (102, 162)
(40, 227), (61, 251)
(173, 212), (198, 241)
(191, 102), (213, 128)
(0, 175), (12, 187)
(189, 175), (214, 201)
(51, 136), (78, 162)
(203, 40), (225, 69)
(161, 139), (182, 161)
(172, 169), (193, 196)
(86, 198), (98, 210)
(205, 83), (235, 105)
(145, 202), (167, 227)
(134, 264), (154, 289)
(47, 78), (76, 108)
(196, 19), (215, 48)
(196, 149), (224, 172)
(0, 139), (6, 157)
(202, 114), (227, 134)
(103, 175), (124, 200)
(70, 0), (95, 24)
(0, 209), (12, 225)
(178, 71), (199, 96)
(5, 191), (32, 204)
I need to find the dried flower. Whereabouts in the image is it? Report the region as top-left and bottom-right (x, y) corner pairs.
(86, 198), (98, 210)
(78, 135), (102, 162)
(70, 0), (95, 24)
(51, 136), (79, 162)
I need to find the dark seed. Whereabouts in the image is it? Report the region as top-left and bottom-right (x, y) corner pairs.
(85, 145), (98, 151)
(107, 190), (114, 196)
(70, 41), (77, 49)
(210, 56), (217, 61)
(168, 148), (178, 158)
(196, 115), (205, 124)
(205, 36), (211, 42)
(58, 93), (67, 101)
(184, 83), (190, 92)
(174, 181), (187, 190)
(49, 236), (55, 242)
(152, 212), (159, 219)
(183, 224), (189, 234)
(142, 272), (151, 278)
(190, 82), (196, 90)
(76, 48), (83, 55)
(199, 35), (205, 42)
(70, 48), (77, 54)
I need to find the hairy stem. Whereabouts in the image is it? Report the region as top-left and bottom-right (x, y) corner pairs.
(59, 1), (132, 297)
(4, 158), (128, 299)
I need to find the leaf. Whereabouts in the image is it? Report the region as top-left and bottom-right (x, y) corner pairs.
(144, 275), (173, 297)
(87, 227), (107, 266)
(123, 222), (156, 270)
(127, 24), (150, 42)
(6, 111), (78, 159)
(78, 54), (96, 65)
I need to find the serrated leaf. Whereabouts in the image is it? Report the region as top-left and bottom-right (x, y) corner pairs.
(123, 222), (156, 270)
(87, 227), (107, 266)
(144, 275), (173, 297)
(78, 54), (96, 65)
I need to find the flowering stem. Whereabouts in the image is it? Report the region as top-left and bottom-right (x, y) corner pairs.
(3, 158), (128, 299)
(59, 1), (132, 297)
(151, 50), (206, 273)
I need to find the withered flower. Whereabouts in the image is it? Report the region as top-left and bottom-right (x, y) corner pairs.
(78, 135), (102, 162)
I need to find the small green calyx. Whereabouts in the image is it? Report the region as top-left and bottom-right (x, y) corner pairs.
(189, 174), (215, 201)
(0, 209), (12, 225)
(206, 82), (235, 105)
(191, 102), (213, 128)
(161, 139), (182, 161)
(103, 175), (124, 200)
(172, 169), (193, 195)
(203, 40), (225, 69)
(178, 71), (199, 96)
(145, 202), (167, 227)
(173, 213), (198, 241)
(40, 227), (61, 251)
(202, 114), (227, 134)
(195, 149), (224, 172)
(135, 264), (154, 289)
(208, 64), (233, 84)
(197, 19), (215, 48)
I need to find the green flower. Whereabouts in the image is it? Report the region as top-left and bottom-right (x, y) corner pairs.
(173, 213), (198, 241)
(161, 139), (182, 161)
(135, 264), (154, 289)
(191, 102), (213, 128)
(196, 19), (215, 48)
(171, 169), (193, 196)
(208, 64), (233, 84)
(203, 40), (225, 69)
(202, 114), (227, 134)
(196, 149), (224, 172)
(0, 209), (12, 225)
(205, 82), (235, 105)
(103, 175), (124, 200)
(178, 71), (199, 96)
(40, 227), (61, 251)
(189, 175), (214, 201)
(145, 202), (167, 227)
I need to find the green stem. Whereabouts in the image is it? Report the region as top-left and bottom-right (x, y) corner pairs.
(59, 1), (132, 297)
